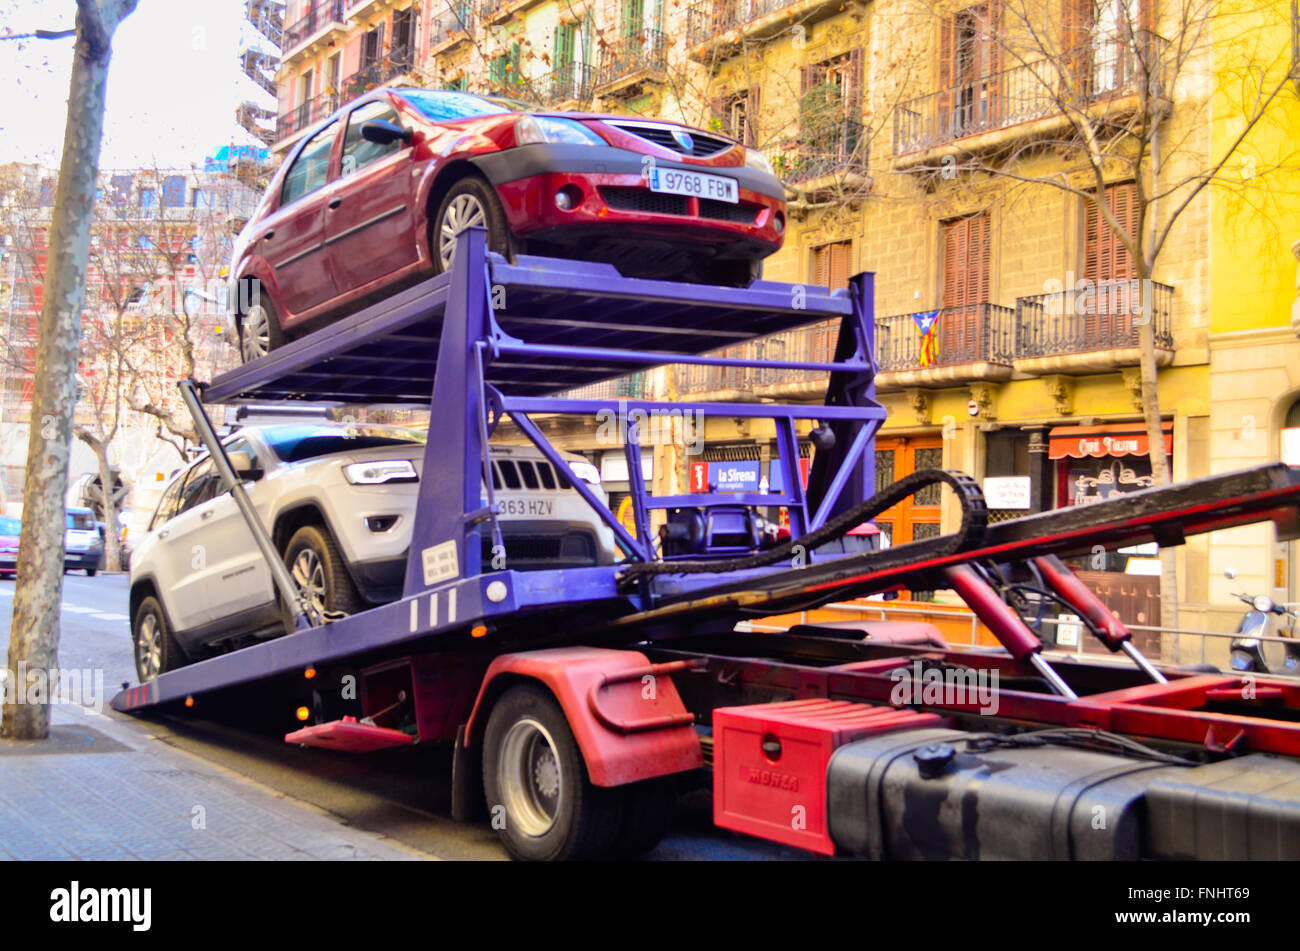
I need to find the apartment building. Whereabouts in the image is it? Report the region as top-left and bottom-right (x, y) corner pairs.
(0, 163), (261, 427)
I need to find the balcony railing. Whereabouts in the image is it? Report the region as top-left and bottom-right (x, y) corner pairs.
(429, 1), (475, 47)
(275, 90), (338, 143)
(343, 48), (418, 98)
(677, 323), (841, 393)
(545, 62), (596, 105)
(685, 0), (804, 48)
(478, 0), (506, 19)
(876, 304), (1014, 372)
(282, 0), (344, 52)
(767, 118), (868, 184)
(1015, 279), (1174, 358)
(565, 372), (650, 401)
(245, 0), (284, 47)
(893, 32), (1167, 156)
(597, 30), (668, 88)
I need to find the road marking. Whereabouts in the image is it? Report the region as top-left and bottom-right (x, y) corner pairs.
(91, 613), (129, 621)
(61, 605), (98, 614)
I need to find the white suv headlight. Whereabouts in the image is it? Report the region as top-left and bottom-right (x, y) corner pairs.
(344, 460), (418, 485)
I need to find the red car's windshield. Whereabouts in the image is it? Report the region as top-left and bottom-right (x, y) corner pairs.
(398, 90), (529, 122)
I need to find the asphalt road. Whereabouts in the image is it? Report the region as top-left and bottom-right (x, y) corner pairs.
(0, 572), (802, 861)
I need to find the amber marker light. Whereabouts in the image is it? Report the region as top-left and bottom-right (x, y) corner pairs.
(471, 624), (488, 639)
(304, 666), (317, 679)
(296, 706), (310, 721)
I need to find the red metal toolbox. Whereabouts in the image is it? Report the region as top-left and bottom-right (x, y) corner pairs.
(713, 699), (943, 855)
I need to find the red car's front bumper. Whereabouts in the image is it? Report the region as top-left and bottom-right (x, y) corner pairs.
(495, 171), (784, 260)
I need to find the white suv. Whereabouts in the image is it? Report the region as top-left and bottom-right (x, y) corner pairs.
(129, 422), (617, 682)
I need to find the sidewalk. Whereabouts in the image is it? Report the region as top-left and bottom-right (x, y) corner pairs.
(0, 701), (429, 861)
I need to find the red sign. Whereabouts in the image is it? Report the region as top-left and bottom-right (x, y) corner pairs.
(689, 461), (709, 493)
(1048, 423), (1172, 460)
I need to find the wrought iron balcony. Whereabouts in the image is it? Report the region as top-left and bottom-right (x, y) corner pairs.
(685, 0), (842, 50)
(245, 0), (284, 47)
(282, 0), (345, 53)
(597, 30), (668, 89)
(429, 1), (475, 48)
(1015, 279), (1174, 359)
(876, 304), (1014, 372)
(893, 32), (1167, 156)
(545, 62), (596, 105)
(343, 48), (418, 98)
(565, 372), (650, 401)
(478, 0), (506, 19)
(240, 49), (278, 97)
(676, 322), (841, 393)
(767, 119), (868, 185)
(275, 91), (338, 143)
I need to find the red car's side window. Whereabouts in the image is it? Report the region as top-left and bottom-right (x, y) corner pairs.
(341, 101), (404, 176)
(281, 121), (338, 207)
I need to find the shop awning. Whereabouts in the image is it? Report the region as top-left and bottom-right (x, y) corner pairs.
(1048, 422), (1173, 460)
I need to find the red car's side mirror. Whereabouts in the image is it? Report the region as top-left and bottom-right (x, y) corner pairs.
(361, 120), (413, 146)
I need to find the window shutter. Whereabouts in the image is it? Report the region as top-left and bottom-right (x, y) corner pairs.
(829, 241), (850, 291)
(813, 244), (830, 287)
(847, 47), (864, 115)
(985, 0), (1002, 76)
(941, 214), (990, 363)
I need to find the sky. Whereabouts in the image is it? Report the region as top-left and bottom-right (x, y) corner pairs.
(0, 0), (270, 171)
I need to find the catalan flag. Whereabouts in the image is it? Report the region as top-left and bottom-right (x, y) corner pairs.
(912, 310), (941, 367)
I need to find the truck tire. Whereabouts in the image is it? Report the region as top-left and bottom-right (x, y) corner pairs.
(132, 595), (184, 683)
(611, 776), (676, 857)
(85, 567), (97, 577)
(482, 683), (623, 861)
(432, 177), (514, 275)
(281, 523), (362, 632)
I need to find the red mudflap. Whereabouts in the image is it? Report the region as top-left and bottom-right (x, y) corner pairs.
(284, 716), (416, 752)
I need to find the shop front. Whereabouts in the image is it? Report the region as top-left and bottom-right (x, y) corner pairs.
(1048, 421), (1174, 633)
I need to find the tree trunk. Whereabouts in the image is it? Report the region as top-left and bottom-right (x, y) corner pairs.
(2, 0), (136, 740)
(94, 444), (121, 572)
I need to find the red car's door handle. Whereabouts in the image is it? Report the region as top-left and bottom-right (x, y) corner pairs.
(328, 197), (342, 209)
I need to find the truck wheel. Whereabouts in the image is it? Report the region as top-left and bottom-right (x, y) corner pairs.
(611, 776), (676, 857)
(482, 684), (623, 861)
(85, 567), (97, 577)
(133, 596), (184, 683)
(281, 524), (361, 632)
(432, 177), (514, 275)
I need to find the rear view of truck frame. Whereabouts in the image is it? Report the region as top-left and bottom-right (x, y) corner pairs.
(114, 229), (1300, 861)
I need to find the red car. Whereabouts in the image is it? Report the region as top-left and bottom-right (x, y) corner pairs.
(228, 88), (788, 362)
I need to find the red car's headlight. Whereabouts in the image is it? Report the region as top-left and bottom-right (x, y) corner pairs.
(515, 115), (606, 147)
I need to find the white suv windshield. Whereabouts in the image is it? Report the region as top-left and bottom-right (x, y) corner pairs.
(261, 425), (425, 463)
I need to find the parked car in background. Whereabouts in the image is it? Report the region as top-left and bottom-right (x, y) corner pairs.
(0, 516), (20, 577)
(64, 507), (104, 576)
(129, 421), (617, 683)
(228, 88), (787, 362)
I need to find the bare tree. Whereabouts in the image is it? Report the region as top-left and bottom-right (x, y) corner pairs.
(3, 0), (136, 741)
